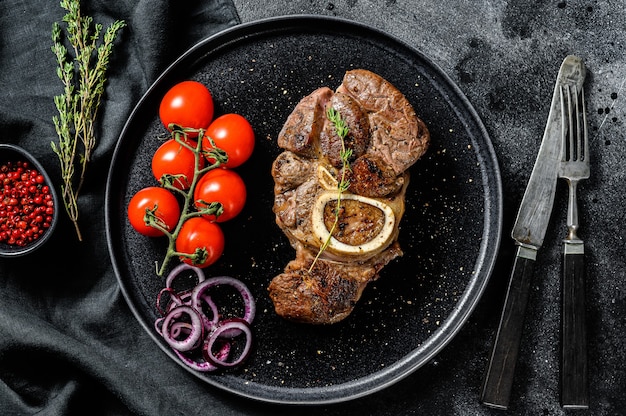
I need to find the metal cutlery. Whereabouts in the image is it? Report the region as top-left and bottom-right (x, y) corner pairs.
(481, 55), (586, 410)
(559, 81), (590, 409)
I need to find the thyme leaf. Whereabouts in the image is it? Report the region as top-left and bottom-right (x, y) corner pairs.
(309, 107), (351, 272)
(51, 0), (125, 241)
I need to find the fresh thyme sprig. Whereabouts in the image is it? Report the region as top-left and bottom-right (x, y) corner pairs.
(51, 0), (125, 241)
(309, 107), (352, 272)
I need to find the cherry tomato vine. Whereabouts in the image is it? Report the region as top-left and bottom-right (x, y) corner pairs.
(145, 125), (229, 276)
(128, 80), (254, 279)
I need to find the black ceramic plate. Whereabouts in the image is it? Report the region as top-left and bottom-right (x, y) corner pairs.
(105, 15), (502, 404)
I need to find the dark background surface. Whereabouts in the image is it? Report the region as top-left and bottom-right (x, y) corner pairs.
(1, 0), (624, 415)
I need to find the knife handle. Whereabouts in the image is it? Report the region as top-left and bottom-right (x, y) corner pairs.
(561, 243), (588, 409)
(481, 245), (537, 409)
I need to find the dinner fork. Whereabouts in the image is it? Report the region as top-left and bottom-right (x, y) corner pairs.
(559, 82), (589, 409)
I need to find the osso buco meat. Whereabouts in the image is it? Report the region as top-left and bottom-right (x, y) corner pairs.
(268, 69), (430, 324)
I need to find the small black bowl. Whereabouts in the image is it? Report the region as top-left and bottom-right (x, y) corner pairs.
(0, 143), (59, 257)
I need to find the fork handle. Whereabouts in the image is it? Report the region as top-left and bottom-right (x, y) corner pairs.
(561, 243), (589, 408)
(481, 245), (536, 409)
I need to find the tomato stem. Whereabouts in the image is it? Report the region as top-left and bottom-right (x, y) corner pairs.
(154, 127), (227, 277)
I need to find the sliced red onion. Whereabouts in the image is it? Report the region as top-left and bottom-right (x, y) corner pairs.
(161, 305), (204, 352)
(156, 287), (181, 316)
(173, 341), (230, 373)
(176, 289), (192, 306)
(155, 273), (255, 372)
(169, 321), (193, 339)
(203, 338), (232, 365)
(191, 276), (256, 337)
(165, 263), (205, 290)
(197, 293), (219, 330)
(159, 289), (194, 317)
(155, 317), (165, 334)
(204, 318), (253, 368)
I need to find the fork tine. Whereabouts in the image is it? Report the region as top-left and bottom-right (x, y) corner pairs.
(570, 85), (577, 162)
(574, 85), (585, 162)
(560, 85), (571, 162)
(575, 85), (582, 162)
(561, 85), (576, 162)
(581, 88), (589, 163)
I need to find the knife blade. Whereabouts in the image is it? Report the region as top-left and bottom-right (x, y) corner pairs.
(480, 55), (586, 410)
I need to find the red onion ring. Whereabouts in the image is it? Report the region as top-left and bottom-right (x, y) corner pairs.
(191, 276), (256, 337)
(176, 290), (192, 307)
(173, 340), (231, 373)
(198, 293), (219, 330)
(161, 305), (204, 352)
(203, 318), (253, 369)
(154, 317), (165, 334)
(156, 287), (181, 316)
(173, 349), (219, 372)
(165, 263), (205, 290)
(169, 321), (193, 339)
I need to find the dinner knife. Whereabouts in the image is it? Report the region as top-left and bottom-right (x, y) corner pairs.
(480, 55), (586, 410)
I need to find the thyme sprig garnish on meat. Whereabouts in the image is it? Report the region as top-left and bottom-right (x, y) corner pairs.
(308, 107), (352, 272)
(50, 0), (125, 241)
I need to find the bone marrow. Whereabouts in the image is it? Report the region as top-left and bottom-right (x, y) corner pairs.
(312, 191), (396, 256)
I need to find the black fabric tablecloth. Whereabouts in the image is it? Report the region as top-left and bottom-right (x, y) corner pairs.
(1, 1), (625, 415)
(0, 1), (242, 415)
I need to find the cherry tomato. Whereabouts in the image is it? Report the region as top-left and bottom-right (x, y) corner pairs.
(159, 81), (214, 136)
(175, 217), (224, 268)
(202, 113), (255, 168)
(194, 168), (247, 222)
(128, 187), (180, 237)
(151, 139), (204, 190)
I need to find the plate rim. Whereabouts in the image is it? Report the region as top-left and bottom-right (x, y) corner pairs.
(105, 14), (503, 405)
